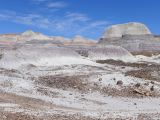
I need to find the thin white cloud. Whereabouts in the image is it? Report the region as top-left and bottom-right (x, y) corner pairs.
(47, 2), (67, 8)
(31, 0), (48, 5)
(32, 0), (48, 2)
(0, 11), (51, 29)
(66, 12), (90, 22)
(77, 21), (110, 34)
(31, 0), (68, 11)
(0, 10), (110, 38)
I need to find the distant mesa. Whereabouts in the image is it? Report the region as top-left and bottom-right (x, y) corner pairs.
(98, 22), (160, 54)
(72, 35), (93, 43)
(102, 22), (151, 38)
(64, 35), (97, 46)
(21, 30), (37, 36)
(0, 30), (97, 46)
(0, 30), (52, 43)
(0, 33), (19, 45)
(20, 31), (97, 46)
(51, 36), (70, 43)
(21, 30), (52, 41)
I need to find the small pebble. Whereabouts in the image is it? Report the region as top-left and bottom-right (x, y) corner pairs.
(151, 81), (155, 84)
(99, 78), (102, 81)
(116, 80), (123, 85)
(150, 86), (154, 91)
(135, 83), (141, 88)
(144, 83), (149, 86)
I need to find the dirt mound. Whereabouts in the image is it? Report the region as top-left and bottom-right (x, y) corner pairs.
(125, 65), (160, 81)
(100, 86), (156, 98)
(132, 51), (160, 57)
(96, 59), (149, 68)
(126, 70), (155, 80)
(38, 75), (89, 92)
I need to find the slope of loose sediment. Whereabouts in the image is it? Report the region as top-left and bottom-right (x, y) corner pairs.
(0, 45), (96, 68)
(88, 45), (134, 61)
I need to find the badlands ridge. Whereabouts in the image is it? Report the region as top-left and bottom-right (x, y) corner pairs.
(0, 22), (160, 120)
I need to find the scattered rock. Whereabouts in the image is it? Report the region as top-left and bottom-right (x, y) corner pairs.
(133, 88), (152, 96)
(150, 86), (154, 91)
(134, 103), (137, 105)
(81, 94), (84, 97)
(144, 83), (149, 86)
(82, 82), (87, 85)
(94, 83), (98, 87)
(135, 83), (141, 88)
(99, 78), (102, 81)
(121, 66), (125, 69)
(116, 80), (123, 86)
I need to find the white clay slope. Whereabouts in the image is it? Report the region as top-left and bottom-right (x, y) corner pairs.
(88, 45), (135, 61)
(0, 46), (96, 68)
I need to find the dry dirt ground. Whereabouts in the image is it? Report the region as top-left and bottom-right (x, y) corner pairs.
(1, 54), (160, 119)
(97, 59), (160, 82)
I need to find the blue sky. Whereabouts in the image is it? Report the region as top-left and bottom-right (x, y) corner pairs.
(0, 0), (159, 39)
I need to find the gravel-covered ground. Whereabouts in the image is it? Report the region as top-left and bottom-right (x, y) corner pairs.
(0, 45), (160, 120)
